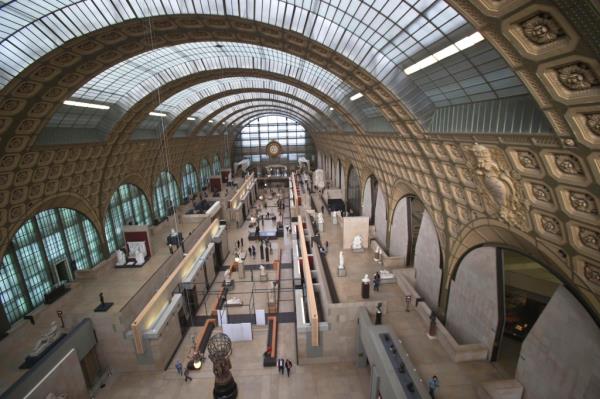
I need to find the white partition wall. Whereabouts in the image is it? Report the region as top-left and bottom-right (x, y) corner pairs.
(446, 247), (499, 359)
(362, 177), (373, 219)
(516, 286), (600, 399)
(374, 188), (387, 248)
(389, 198), (409, 264)
(414, 212), (442, 310)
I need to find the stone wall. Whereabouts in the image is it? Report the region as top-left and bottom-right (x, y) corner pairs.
(517, 285), (600, 399)
(414, 212), (442, 310)
(446, 247), (498, 359)
(362, 177), (372, 219)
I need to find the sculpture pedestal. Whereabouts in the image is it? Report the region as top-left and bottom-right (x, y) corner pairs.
(361, 282), (370, 299)
(94, 302), (114, 312)
(352, 246), (364, 253)
(337, 268), (346, 277)
(214, 379), (238, 399)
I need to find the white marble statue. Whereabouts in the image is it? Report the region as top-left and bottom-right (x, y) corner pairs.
(352, 235), (364, 251)
(135, 248), (145, 265)
(116, 249), (126, 266)
(338, 251), (345, 269)
(259, 264), (266, 277)
(313, 169), (325, 190)
(224, 269), (232, 285)
(30, 321), (60, 357)
(362, 274), (370, 284)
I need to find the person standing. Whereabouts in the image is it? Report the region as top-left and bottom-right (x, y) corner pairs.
(285, 359), (293, 377)
(277, 358), (285, 375)
(428, 375), (439, 398)
(373, 272), (381, 292)
(184, 367), (192, 382)
(175, 359), (183, 376)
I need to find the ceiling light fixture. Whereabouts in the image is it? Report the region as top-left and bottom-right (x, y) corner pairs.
(187, 117), (196, 121)
(329, 107), (334, 111)
(208, 119), (214, 123)
(350, 92), (363, 101)
(63, 100), (110, 110)
(404, 32), (484, 75)
(149, 112), (167, 117)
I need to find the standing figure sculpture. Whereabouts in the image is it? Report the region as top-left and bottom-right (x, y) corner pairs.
(207, 333), (237, 399)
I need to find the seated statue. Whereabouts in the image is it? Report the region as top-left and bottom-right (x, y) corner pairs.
(135, 249), (145, 265)
(115, 249), (126, 266)
(352, 235), (364, 252)
(30, 321), (60, 357)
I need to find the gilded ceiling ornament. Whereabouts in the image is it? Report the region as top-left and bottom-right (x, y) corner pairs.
(584, 263), (600, 286)
(569, 191), (598, 214)
(470, 143), (530, 230)
(531, 184), (552, 203)
(516, 151), (538, 169)
(556, 63), (599, 91)
(579, 228), (600, 252)
(554, 154), (584, 175)
(521, 13), (564, 45)
(585, 113), (600, 136)
(540, 215), (561, 236)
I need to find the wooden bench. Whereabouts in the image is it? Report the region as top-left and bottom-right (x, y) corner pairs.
(263, 316), (278, 367)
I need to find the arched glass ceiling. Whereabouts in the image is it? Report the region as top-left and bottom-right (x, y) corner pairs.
(0, 0), (533, 124)
(157, 77), (331, 116)
(72, 42), (351, 109)
(132, 92), (334, 139)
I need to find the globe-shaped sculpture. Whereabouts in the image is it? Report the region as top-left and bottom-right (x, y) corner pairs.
(207, 333), (232, 360)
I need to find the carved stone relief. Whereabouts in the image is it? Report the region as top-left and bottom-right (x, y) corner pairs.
(516, 150), (539, 169)
(585, 113), (600, 136)
(521, 13), (564, 45)
(556, 63), (599, 91)
(531, 183), (552, 203)
(470, 143), (530, 230)
(579, 227), (600, 253)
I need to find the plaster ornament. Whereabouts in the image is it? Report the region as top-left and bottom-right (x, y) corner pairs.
(557, 63), (599, 91)
(569, 192), (598, 214)
(585, 113), (600, 136)
(516, 151), (539, 169)
(579, 228), (600, 252)
(540, 215), (561, 236)
(554, 154), (584, 175)
(584, 263), (600, 286)
(531, 184), (552, 203)
(471, 143), (530, 230)
(521, 13), (564, 45)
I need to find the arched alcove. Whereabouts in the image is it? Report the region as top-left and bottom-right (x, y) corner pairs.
(373, 187), (387, 249)
(361, 175), (379, 225)
(200, 159), (211, 189)
(413, 210), (443, 311)
(182, 163), (199, 198)
(0, 208), (104, 324)
(153, 171), (181, 220)
(212, 154), (221, 175)
(389, 195), (426, 266)
(346, 166), (361, 215)
(104, 184), (152, 253)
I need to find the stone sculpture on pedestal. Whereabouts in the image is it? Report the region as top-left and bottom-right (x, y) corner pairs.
(207, 333), (237, 399)
(352, 235), (364, 252)
(116, 249), (126, 266)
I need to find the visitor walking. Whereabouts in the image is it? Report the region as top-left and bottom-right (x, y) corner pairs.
(428, 375), (439, 398)
(184, 368), (192, 382)
(175, 359), (183, 376)
(285, 359), (293, 377)
(277, 358), (285, 375)
(373, 272), (381, 292)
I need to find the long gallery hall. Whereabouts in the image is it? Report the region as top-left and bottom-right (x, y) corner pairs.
(0, 1), (598, 399)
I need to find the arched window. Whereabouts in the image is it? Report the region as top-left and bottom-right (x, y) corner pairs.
(0, 208), (103, 324)
(347, 166), (361, 215)
(153, 171), (180, 220)
(104, 184), (152, 253)
(224, 151), (230, 170)
(212, 154), (221, 175)
(182, 164), (199, 198)
(200, 159), (211, 189)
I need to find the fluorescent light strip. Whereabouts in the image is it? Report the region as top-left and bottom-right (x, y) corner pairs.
(187, 117), (196, 121)
(63, 100), (110, 110)
(149, 112), (167, 117)
(350, 92), (363, 101)
(404, 32), (484, 75)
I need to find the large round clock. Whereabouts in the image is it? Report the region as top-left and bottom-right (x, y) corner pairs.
(266, 141), (282, 158)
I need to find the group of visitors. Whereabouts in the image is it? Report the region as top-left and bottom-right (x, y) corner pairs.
(277, 358), (294, 377)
